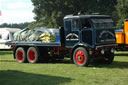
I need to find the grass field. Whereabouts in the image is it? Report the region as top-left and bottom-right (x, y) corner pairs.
(0, 51), (128, 85)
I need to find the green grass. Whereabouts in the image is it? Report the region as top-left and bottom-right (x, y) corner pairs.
(0, 51), (128, 85)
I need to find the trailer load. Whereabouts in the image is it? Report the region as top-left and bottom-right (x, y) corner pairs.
(40, 33), (56, 42)
(13, 27), (59, 42)
(6, 14), (116, 67)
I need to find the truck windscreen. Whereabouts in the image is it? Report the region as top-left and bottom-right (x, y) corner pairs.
(91, 18), (113, 28)
(80, 18), (92, 28)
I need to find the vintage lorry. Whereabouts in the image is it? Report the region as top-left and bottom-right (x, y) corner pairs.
(7, 14), (116, 66)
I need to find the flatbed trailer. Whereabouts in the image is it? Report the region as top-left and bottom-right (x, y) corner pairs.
(7, 14), (116, 67)
(10, 41), (61, 47)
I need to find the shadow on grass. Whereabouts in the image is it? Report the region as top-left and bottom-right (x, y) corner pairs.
(0, 70), (72, 85)
(90, 61), (128, 69)
(0, 51), (12, 55)
(47, 59), (72, 64)
(0, 60), (16, 62)
(1, 57), (128, 69)
(0, 51), (14, 62)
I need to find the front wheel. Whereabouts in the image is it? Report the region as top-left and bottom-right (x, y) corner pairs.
(73, 47), (89, 67)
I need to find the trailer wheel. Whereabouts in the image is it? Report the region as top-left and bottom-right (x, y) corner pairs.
(27, 47), (39, 63)
(73, 47), (89, 67)
(15, 47), (27, 63)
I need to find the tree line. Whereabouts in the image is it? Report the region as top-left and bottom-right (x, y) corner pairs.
(0, 22), (30, 29)
(1, 0), (127, 29)
(28, 0), (128, 29)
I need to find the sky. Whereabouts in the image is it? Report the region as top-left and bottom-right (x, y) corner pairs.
(0, 0), (35, 24)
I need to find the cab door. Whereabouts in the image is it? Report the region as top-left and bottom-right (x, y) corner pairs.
(64, 19), (80, 48)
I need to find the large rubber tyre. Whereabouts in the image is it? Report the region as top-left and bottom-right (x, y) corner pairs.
(73, 47), (89, 67)
(15, 47), (27, 63)
(106, 53), (114, 64)
(27, 47), (39, 63)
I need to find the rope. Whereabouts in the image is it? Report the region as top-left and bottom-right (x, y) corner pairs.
(13, 30), (32, 50)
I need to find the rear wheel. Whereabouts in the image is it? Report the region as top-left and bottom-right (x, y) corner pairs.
(27, 47), (39, 63)
(105, 53), (114, 64)
(15, 47), (27, 63)
(73, 47), (89, 67)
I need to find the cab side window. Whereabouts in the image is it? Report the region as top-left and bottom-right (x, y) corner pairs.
(65, 20), (71, 31)
(73, 19), (79, 29)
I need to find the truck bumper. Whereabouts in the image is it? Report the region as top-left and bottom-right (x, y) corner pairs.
(95, 44), (117, 49)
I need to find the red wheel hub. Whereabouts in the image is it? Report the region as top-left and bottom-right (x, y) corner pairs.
(28, 50), (36, 62)
(75, 50), (86, 64)
(17, 50), (24, 62)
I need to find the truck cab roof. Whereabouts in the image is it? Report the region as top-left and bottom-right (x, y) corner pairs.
(64, 15), (111, 20)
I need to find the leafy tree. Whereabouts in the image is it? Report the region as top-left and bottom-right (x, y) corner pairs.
(97, 0), (117, 25)
(0, 22), (30, 29)
(116, 0), (128, 28)
(31, 0), (117, 28)
(27, 21), (37, 29)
